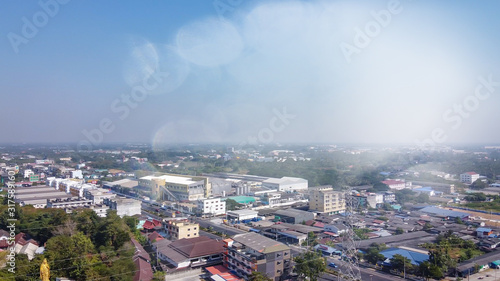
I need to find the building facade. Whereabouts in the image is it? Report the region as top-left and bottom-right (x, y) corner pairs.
(262, 177), (308, 192)
(197, 198), (226, 216)
(223, 232), (292, 281)
(164, 220), (199, 240)
(308, 187), (345, 215)
(460, 172), (480, 184)
(139, 174), (211, 201)
(103, 197), (141, 217)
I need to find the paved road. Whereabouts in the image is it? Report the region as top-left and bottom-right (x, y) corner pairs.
(194, 218), (246, 237)
(289, 245), (402, 281)
(325, 257), (406, 281)
(199, 230), (224, 240)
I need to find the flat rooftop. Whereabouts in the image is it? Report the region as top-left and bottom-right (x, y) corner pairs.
(232, 232), (289, 253)
(140, 174), (200, 185)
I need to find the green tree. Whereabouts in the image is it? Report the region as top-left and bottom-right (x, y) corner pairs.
(372, 182), (389, 192)
(390, 254), (413, 273)
(395, 227), (404, 235)
(471, 179), (487, 189)
(364, 247), (384, 264)
(225, 199), (241, 211)
(294, 251), (327, 281)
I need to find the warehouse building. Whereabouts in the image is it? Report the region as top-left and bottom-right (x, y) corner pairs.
(274, 208), (315, 224)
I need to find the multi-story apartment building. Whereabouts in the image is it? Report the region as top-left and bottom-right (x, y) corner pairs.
(460, 172), (480, 184)
(197, 198), (226, 216)
(223, 232), (292, 281)
(139, 174), (211, 201)
(308, 187), (345, 215)
(164, 220), (199, 240)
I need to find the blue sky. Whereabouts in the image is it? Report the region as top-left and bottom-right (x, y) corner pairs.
(2, 0), (500, 147)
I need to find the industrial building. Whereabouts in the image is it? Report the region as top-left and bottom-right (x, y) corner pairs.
(139, 174), (211, 201)
(15, 186), (72, 208)
(262, 177), (308, 192)
(226, 209), (259, 222)
(274, 208), (315, 224)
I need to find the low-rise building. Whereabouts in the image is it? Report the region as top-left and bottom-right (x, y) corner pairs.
(164, 220), (199, 240)
(383, 192), (396, 203)
(262, 177), (308, 192)
(47, 197), (92, 209)
(155, 236), (224, 269)
(226, 209), (259, 222)
(274, 208), (314, 224)
(382, 180), (408, 190)
(223, 232), (292, 280)
(367, 193), (384, 208)
(477, 227), (494, 238)
(84, 188), (117, 204)
(103, 197), (141, 217)
(460, 172), (480, 184)
(197, 198), (226, 216)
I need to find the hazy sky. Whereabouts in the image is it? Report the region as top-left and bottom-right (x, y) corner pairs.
(2, 0), (500, 147)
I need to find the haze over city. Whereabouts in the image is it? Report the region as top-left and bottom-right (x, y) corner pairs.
(2, 0), (500, 146)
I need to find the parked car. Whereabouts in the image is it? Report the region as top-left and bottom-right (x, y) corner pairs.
(328, 262), (338, 268)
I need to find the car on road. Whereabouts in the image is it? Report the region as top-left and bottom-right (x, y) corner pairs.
(328, 262), (338, 268)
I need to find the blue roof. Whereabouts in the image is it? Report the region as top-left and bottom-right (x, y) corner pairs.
(380, 248), (429, 265)
(420, 206), (470, 218)
(477, 227), (493, 232)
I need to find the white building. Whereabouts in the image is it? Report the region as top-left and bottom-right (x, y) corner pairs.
(262, 177), (308, 192)
(71, 170), (83, 179)
(84, 188), (117, 204)
(460, 172), (480, 184)
(226, 209), (259, 222)
(103, 197), (141, 217)
(197, 198), (226, 216)
(382, 180), (407, 190)
(367, 193), (384, 209)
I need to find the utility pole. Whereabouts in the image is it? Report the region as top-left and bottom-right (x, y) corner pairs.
(403, 257), (406, 279)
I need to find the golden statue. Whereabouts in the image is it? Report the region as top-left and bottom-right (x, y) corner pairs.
(40, 258), (50, 281)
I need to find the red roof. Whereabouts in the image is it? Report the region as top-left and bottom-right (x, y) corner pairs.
(216, 272), (242, 281)
(206, 266), (242, 281)
(148, 231), (164, 242)
(313, 222), (325, 228)
(143, 221), (155, 230)
(142, 219), (162, 230)
(466, 172), (478, 175)
(133, 255), (153, 281)
(206, 265), (230, 275)
(373, 220), (385, 224)
(0, 240), (8, 248)
(323, 231), (338, 236)
(304, 220), (315, 226)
